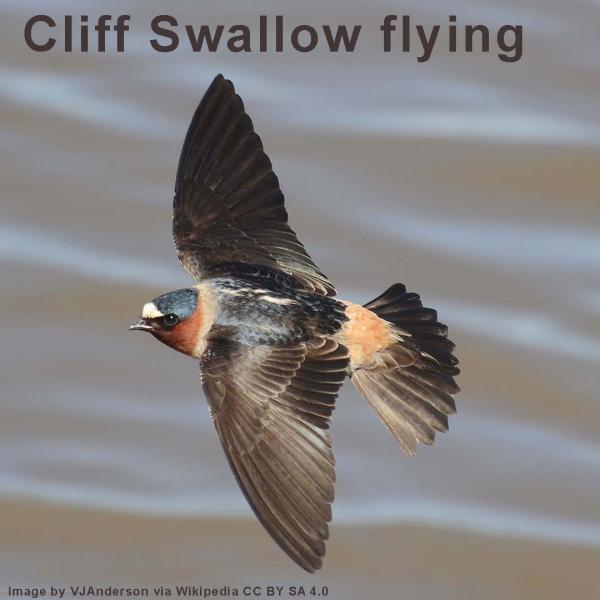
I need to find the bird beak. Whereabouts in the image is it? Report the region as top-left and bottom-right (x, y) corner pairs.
(129, 318), (153, 332)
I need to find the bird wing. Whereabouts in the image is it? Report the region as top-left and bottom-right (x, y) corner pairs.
(173, 74), (335, 296)
(200, 336), (349, 572)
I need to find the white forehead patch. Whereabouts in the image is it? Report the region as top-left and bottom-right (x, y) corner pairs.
(141, 302), (164, 319)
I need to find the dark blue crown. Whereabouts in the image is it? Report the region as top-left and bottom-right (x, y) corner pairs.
(153, 288), (198, 319)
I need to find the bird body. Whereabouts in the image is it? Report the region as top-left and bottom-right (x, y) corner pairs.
(130, 74), (459, 572)
(139, 270), (348, 358)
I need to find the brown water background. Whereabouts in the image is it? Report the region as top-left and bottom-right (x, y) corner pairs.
(1, 1), (600, 598)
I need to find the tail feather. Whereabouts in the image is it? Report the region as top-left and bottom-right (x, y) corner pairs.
(364, 284), (458, 372)
(352, 283), (460, 456)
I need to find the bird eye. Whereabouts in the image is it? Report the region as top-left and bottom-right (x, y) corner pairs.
(162, 313), (180, 328)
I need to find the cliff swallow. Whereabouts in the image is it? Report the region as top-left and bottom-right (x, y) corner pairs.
(130, 74), (459, 572)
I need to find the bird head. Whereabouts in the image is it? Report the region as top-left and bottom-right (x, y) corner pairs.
(130, 288), (201, 356)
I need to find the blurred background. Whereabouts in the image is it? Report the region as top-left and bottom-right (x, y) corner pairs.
(1, 1), (599, 598)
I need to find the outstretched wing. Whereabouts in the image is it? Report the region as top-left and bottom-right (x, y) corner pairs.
(200, 337), (349, 572)
(173, 74), (335, 296)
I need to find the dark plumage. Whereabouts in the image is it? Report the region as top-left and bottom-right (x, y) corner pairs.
(130, 74), (460, 572)
(353, 284), (459, 456)
(173, 75), (335, 296)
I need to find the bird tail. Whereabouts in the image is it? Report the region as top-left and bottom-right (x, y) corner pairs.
(350, 284), (460, 456)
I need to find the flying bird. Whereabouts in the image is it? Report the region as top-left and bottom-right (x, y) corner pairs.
(130, 74), (460, 572)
